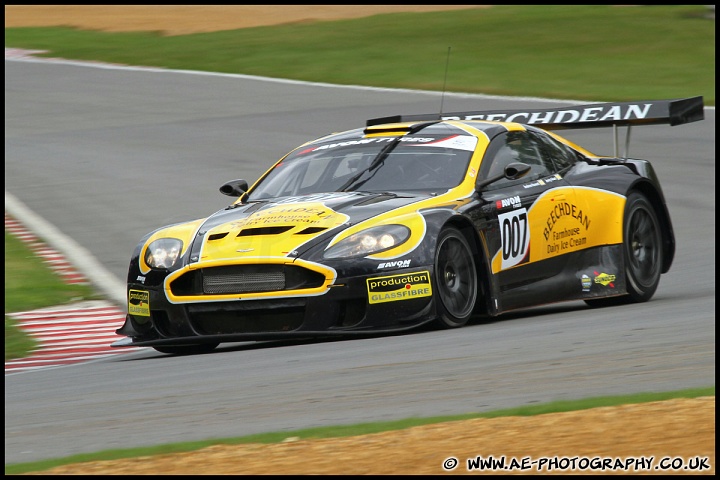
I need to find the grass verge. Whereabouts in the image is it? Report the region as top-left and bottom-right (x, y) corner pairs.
(5, 5), (715, 104)
(4, 230), (102, 361)
(5, 386), (714, 474)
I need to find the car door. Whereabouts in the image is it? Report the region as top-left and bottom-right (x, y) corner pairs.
(478, 128), (583, 310)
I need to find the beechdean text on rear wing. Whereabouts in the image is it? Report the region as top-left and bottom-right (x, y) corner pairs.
(366, 96), (704, 130)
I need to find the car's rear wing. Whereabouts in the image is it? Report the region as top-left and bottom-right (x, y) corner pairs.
(366, 96), (704, 129)
(366, 96), (704, 157)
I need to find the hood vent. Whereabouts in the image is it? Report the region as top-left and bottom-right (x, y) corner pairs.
(208, 233), (229, 241)
(354, 193), (398, 206)
(237, 226), (293, 237)
(295, 226), (327, 235)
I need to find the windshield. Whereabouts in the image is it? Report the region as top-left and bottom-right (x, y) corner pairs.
(247, 134), (477, 201)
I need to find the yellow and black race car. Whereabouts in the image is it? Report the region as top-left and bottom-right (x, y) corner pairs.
(113, 96), (703, 354)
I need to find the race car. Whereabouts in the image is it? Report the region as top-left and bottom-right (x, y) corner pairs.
(112, 96), (704, 354)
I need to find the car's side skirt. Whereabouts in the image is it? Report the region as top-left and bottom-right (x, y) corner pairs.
(498, 244), (626, 312)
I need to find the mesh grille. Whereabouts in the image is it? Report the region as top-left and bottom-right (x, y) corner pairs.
(169, 264), (326, 296)
(203, 269), (285, 294)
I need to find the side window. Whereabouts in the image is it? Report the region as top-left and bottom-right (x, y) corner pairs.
(482, 131), (549, 190)
(528, 129), (578, 173)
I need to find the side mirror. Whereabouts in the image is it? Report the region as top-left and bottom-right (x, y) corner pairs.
(219, 179), (249, 197)
(476, 162), (532, 190)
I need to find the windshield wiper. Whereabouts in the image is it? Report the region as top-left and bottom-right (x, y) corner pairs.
(338, 121), (440, 192)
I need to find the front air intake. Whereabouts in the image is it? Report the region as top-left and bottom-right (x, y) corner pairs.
(203, 266), (284, 294)
(169, 264), (326, 296)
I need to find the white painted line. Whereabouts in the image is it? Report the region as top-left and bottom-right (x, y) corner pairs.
(5, 193), (126, 306)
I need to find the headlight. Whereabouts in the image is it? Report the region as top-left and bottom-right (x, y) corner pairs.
(324, 225), (410, 259)
(144, 238), (183, 269)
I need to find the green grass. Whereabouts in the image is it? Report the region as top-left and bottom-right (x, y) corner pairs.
(5, 386), (714, 474)
(4, 318), (37, 363)
(4, 231), (102, 361)
(5, 5), (715, 104)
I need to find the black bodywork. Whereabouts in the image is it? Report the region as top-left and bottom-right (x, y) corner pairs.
(113, 97), (702, 350)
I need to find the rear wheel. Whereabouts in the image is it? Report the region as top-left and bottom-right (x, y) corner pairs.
(433, 227), (477, 328)
(585, 192), (662, 307)
(153, 343), (219, 355)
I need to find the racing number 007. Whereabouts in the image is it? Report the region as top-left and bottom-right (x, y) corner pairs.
(499, 208), (529, 269)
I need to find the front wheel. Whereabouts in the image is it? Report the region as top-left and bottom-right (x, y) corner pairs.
(433, 227), (478, 328)
(585, 192), (662, 307)
(153, 343), (219, 355)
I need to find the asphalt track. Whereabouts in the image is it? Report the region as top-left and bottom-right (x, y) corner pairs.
(4, 56), (715, 465)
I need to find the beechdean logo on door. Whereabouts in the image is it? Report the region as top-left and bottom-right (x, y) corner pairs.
(367, 271), (432, 304)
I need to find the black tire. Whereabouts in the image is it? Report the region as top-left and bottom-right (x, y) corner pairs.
(585, 192), (662, 307)
(433, 227), (478, 328)
(153, 343), (219, 355)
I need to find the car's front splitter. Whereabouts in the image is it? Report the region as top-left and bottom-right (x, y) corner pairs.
(110, 319), (436, 348)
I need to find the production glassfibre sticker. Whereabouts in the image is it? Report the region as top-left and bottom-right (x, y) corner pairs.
(128, 289), (150, 316)
(367, 271), (432, 305)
